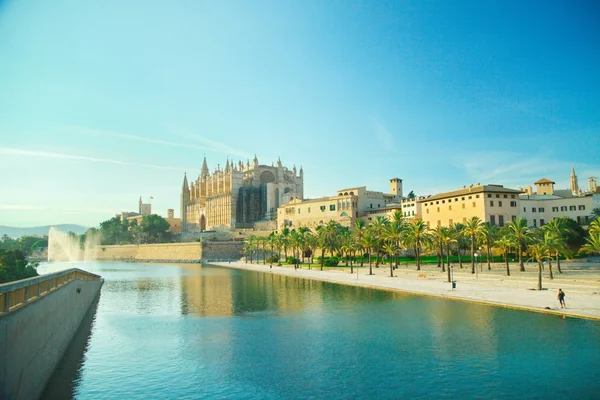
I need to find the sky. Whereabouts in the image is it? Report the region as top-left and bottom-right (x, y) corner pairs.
(0, 0), (599, 227)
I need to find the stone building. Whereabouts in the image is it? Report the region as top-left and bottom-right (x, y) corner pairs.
(181, 156), (303, 232)
(419, 184), (522, 228)
(277, 178), (404, 230)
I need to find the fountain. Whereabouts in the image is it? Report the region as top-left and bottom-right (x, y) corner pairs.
(48, 227), (99, 262)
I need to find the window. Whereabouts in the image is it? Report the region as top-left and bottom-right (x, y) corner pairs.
(552, 207), (558, 212)
(455, 198), (458, 202)
(490, 215), (496, 225)
(577, 216), (581, 224)
(462, 204), (465, 209)
(298, 208), (301, 214)
(426, 209), (430, 214)
(496, 194), (500, 198)
(511, 195), (515, 198)
(569, 205), (576, 211)
(499, 201), (503, 207)
(533, 219), (537, 227)
(320, 206), (326, 212)
(523, 207), (526, 212)
(561, 206), (567, 211)
(437, 207), (440, 212)
(578, 205), (586, 210)
(462, 197), (465, 201)
(412, 211), (415, 216)
(449, 205), (452, 211)
(499, 215), (504, 226)
(437, 220), (441, 227)
(490, 201), (494, 206)
(370, 204), (373, 209)
(487, 194), (492, 198)
(308, 207), (311, 213)
(538, 207), (544, 212)
(512, 215), (517, 222)
(442, 200), (445, 203)
(436, 201), (439, 204)
(330, 204), (335, 211)
(472, 202), (476, 207)
(532, 208), (536, 213)
(449, 219), (453, 225)
(510, 201), (517, 207)
(469, 196), (472, 199)
(504, 195), (507, 198)
(540, 219), (545, 226)
(476, 195), (480, 198)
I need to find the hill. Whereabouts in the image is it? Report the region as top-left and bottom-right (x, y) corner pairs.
(0, 224), (88, 238)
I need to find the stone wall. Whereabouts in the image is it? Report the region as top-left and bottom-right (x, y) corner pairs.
(94, 241), (243, 262)
(0, 279), (103, 400)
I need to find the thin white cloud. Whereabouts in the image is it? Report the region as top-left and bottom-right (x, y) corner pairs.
(176, 131), (253, 159)
(373, 119), (399, 154)
(0, 147), (193, 171)
(0, 204), (43, 210)
(67, 125), (215, 152)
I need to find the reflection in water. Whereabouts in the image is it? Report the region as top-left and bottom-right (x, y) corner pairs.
(41, 262), (600, 399)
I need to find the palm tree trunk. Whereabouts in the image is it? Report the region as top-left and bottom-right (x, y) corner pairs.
(505, 251), (510, 276)
(389, 257), (393, 277)
(556, 253), (562, 273)
(471, 237), (475, 274)
(458, 250), (463, 268)
(320, 248), (325, 271)
(368, 250), (373, 275)
(446, 244), (451, 282)
(375, 245), (380, 267)
(548, 259), (554, 280)
(441, 244), (446, 273)
(519, 241), (525, 272)
(415, 243), (420, 271)
(436, 248), (441, 268)
(537, 261), (543, 290)
(487, 243), (491, 270)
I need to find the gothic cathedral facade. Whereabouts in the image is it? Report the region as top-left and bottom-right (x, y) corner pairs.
(180, 156), (303, 231)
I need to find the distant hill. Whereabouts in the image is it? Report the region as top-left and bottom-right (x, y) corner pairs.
(0, 224), (89, 238)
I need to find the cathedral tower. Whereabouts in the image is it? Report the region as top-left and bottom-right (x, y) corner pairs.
(180, 173), (190, 232)
(570, 166), (579, 195)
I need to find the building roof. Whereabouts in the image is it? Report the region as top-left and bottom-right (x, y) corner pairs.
(534, 178), (555, 184)
(418, 185), (521, 203)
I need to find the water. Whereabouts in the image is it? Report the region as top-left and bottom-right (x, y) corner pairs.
(40, 262), (600, 399)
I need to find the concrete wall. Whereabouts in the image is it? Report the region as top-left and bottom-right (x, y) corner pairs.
(0, 279), (103, 400)
(94, 241), (243, 262)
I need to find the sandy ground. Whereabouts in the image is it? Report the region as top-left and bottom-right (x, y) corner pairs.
(210, 260), (600, 321)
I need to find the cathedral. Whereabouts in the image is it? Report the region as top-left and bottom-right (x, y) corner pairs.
(180, 155), (303, 232)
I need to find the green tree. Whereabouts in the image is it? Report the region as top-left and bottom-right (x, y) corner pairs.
(478, 223), (499, 270)
(369, 216), (389, 268)
(507, 217), (530, 272)
(580, 220), (600, 255)
(494, 236), (514, 276)
(527, 241), (552, 291)
(140, 214), (171, 244)
(404, 219), (429, 271)
(0, 249), (38, 284)
(463, 217), (483, 274)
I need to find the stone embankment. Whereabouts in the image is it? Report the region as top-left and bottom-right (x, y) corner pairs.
(211, 261), (600, 321)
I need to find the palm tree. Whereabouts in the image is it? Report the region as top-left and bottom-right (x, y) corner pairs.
(382, 242), (399, 277)
(280, 227), (290, 262)
(590, 207), (600, 222)
(361, 232), (377, 275)
(463, 217), (483, 274)
(298, 226), (311, 264)
(528, 242), (551, 290)
(404, 219), (428, 271)
(267, 232), (277, 268)
(353, 219), (367, 267)
(453, 223), (467, 268)
(542, 217), (573, 273)
(369, 216), (389, 268)
(479, 223), (499, 270)
(383, 220), (405, 269)
(304, 231), (318, 269)
(580, 220), (600, 255)
(507, 217), (530, 272)
(436, 226), (457, 282)
(494, 236), (514, 276)
(289, 229), (302, 269)
(431, 226), (446, 271)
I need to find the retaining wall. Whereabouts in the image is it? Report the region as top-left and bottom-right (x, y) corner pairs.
(94, 241), (243, 262)
(0, 277), (103, 400)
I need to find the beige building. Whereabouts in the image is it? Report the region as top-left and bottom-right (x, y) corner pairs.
(277, 178), (404, 229)
(419, 184), (522, 228)
(181, 156), (303, 232)
(519, 171), (599, 228)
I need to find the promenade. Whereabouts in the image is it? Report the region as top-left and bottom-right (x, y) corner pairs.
(211, 260), (600, 321)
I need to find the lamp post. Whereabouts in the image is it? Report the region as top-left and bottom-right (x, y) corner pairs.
(474, 252), (479, 280)
(478, 247), (483, 272)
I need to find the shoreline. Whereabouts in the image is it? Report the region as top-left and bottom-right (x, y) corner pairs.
(210, 261), (600, 321)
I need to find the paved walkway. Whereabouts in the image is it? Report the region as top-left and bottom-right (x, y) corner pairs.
(210, 261), (600, 321)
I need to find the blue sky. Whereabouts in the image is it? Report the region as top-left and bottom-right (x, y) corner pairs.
(1, 0), (599, 227)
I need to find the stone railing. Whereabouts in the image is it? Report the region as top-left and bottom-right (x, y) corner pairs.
(0, 268), (102, 316)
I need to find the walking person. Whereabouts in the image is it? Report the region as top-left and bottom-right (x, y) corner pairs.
(557, 289), (566, 309)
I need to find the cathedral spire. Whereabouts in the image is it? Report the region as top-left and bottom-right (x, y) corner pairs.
(225, 159), (231, 173)
(201, 156), (209, 178)
(277, 157), (282, 168)
(253, 154), (258, 168)
(570, 165), (579, 195)
(182, 173), (189, 190)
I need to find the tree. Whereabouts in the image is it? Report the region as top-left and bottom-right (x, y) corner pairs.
(0, 249), (38, 284)
(542, 217), (573, 273)
(353, 220), (367, 267)
(140, 214), (171, 244)
(369, 216), (389, 268)
(495, 236), (513, 276)
(407, 191), (416, 200)
(580, 220), (600, 255)
(478, 223), (499, 270)
(590, 207), (600, 221)
(439, 226), (457, 282)
(404, 219), (428, 271)
(463, 217), (483, 274)
(527, 242), (551, 291)
(507, 217), (530, 272)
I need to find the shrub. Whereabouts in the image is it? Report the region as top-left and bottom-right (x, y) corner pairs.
(266, 255), (280, 263)
(324, 256), (340, 267)
(286, 256), (299, 264)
